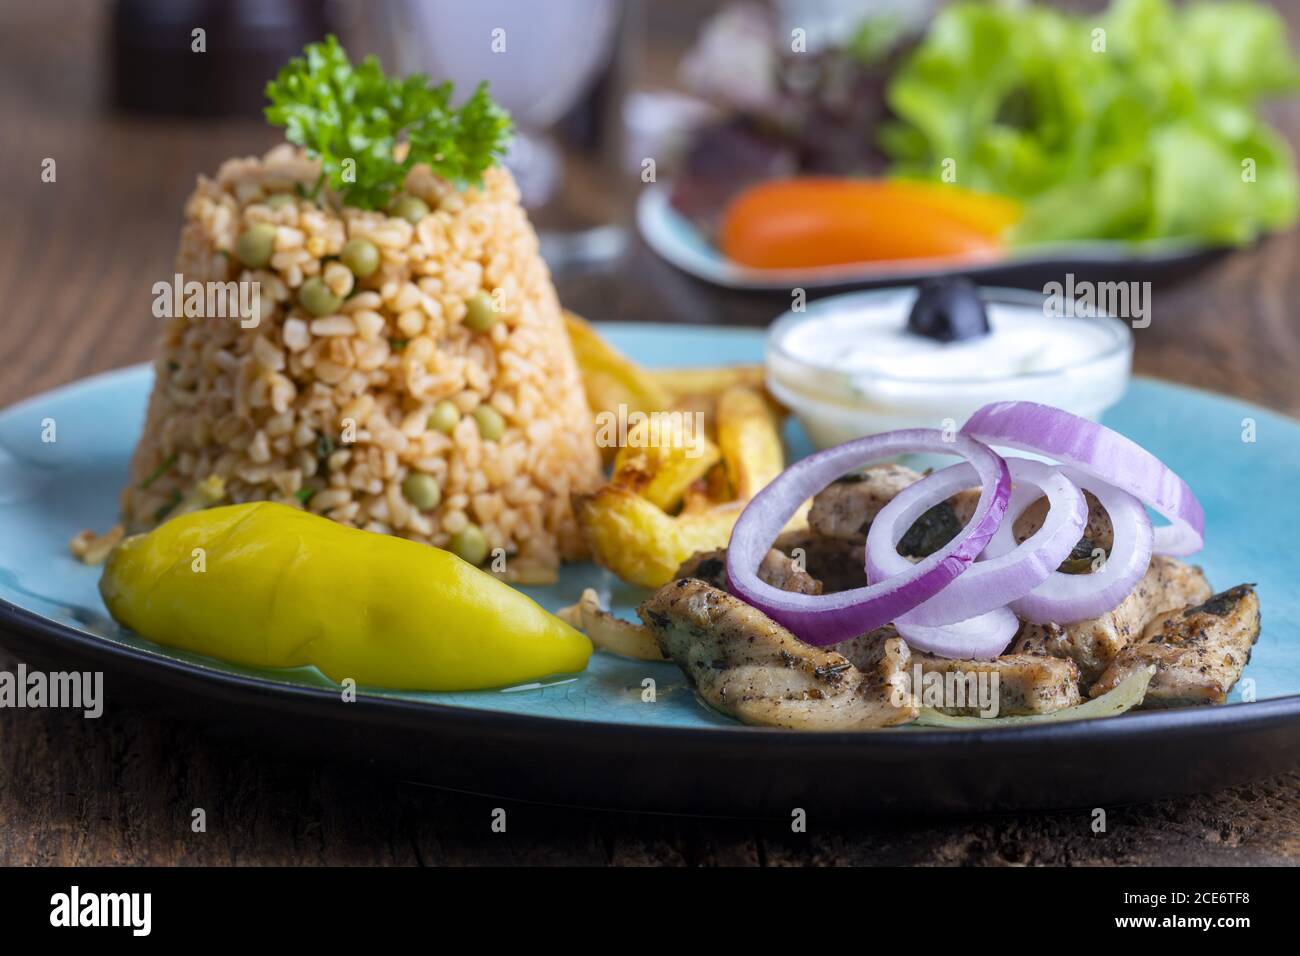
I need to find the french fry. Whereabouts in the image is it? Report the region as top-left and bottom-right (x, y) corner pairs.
(648, 365), (767, 404)
(564, 312), (783, 419)
(611, 419), (721, 512)
(715, 385), (785, 500)
(573, 486), (743, 588)
(565, 319), (798, 588)
(563, 311), (673, 421)
(576, 385), (796, 588)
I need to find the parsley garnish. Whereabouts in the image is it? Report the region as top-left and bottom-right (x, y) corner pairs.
(264, 35), (512, 210)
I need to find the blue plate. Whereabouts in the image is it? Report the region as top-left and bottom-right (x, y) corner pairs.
(1, 323), (1297, 814)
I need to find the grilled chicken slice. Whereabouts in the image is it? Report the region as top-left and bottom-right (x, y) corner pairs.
(697, 464), (919, 592)
(812, 467), (1113, 568)
(949, 488), (981, 527)
(638, 579), (917, 729)
(838, 625), (1080, 716)
(677, 533), (867, 596)
(565, 544), (823, 663)
(674, 547), (823, 595)
(757, 549), (823, 595)
(773, 529), (866, 592)
(1012, 556), (1212, 686)
(808, 464), (924, 542)
(950, 487), (1114, 555)
(1013, 489), (1114, 553)
(1091, 585), (1260, 707)
(674, 549), (730, 589)
(829, 624), (900, 671)
(911, 650), (1081, 716)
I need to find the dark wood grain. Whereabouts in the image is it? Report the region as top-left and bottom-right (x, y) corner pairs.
(0, 0), (1297, 866)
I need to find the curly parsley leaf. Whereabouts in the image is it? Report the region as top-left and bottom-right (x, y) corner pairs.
(264, 35), (512, 210)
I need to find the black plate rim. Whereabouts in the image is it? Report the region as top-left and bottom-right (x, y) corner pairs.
(4, 594), (1298, 752)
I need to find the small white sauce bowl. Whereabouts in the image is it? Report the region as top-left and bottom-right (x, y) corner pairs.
(766, 286), (1133, 450)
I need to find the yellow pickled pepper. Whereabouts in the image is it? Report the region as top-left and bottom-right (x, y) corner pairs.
(100, 502), (591, 690)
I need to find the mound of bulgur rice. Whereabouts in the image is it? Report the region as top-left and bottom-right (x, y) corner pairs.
(120, 145), (602, 583)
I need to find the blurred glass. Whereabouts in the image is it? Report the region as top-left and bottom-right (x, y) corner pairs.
(376, 0), (620, 208)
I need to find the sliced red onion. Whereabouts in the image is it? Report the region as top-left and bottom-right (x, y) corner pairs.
(867, 458), (1087, 628)
(726, 430), (1010, 646)
(987, 468), (1153, 624)
(962, 401), (1203, 556)
(895, 606), (1021, 659)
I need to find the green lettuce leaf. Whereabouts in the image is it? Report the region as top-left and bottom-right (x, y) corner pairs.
(883, 0), (1300, 245)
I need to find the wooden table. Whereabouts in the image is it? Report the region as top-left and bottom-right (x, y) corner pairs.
(1, 1), (1298, 866)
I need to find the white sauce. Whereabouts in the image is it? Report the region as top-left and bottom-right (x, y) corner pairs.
(778, 293), (1115, 385)
(766, 288), (1132, 450)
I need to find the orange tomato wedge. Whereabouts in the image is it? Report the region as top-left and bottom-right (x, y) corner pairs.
(718, 178), (1019, 270)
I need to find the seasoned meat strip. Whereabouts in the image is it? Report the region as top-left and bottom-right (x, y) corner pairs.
(638, 579), (917, 729)
(1011, 556), (1212, 686)
(1090, 585), (1260, 707)
(834, 625), (1080, 716)
(758, 549), (823, 595)
(949, 488), (981, 527)
(674, 549), (730, 589)
(1013, 489), (1114, 553)
(911, 650), (1081, 716)
(674, 547), (822, 595)
(808, 464), (924, 542)
(950, 487), (1114, 553)
(562, 540), (824, 664)
(828, 624), (894, 670)
(773, 529), (866, 592)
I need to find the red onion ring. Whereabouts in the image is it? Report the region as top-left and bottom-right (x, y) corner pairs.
(726, 430), (1010, 646)
(867, 458), (1087, 628)
(895, 606), (1021, 659)
(962, 401), (1203, 556)
(987, 468), (1153, 624)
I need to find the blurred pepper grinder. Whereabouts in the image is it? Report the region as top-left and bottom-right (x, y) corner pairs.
(111, 0), (333, 116)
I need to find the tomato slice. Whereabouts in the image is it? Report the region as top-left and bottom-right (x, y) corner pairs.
(718, 178), (1017, 270)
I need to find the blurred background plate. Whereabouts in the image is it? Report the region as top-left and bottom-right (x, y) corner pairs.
(637, 183), (1233, 291)
(1, 324), (1298, 816)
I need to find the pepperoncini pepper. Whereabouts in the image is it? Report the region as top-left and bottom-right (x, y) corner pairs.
(99, 502), (591, 690)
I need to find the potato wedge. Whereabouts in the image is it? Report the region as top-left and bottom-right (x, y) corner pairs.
(574, 486), (743, 588)
(611, 419), (721, 512)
